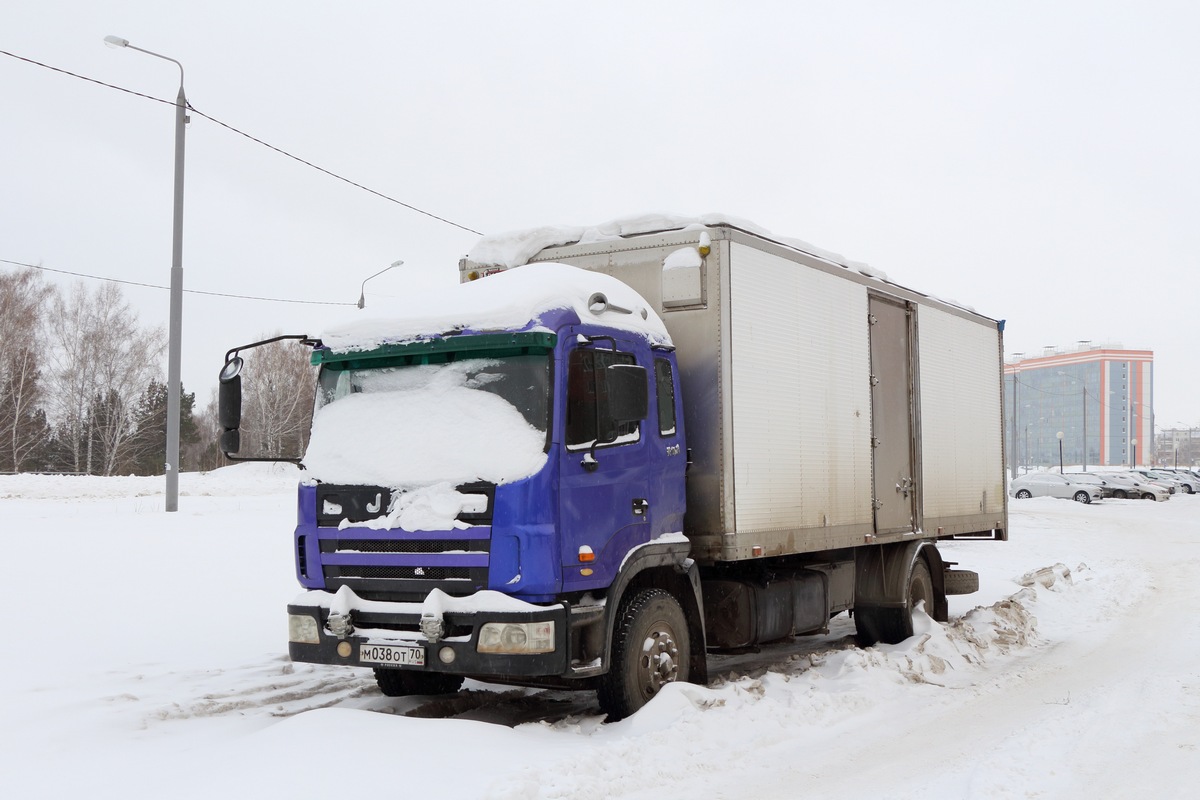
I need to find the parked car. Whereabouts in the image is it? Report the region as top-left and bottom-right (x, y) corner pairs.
(1093, 472), (1171, 501)
(1010, 473), (1103, 503)
(1155, 469), (1198, 494)
(1069, 473), (1117, 499)
(1131, 470), (1180, 495)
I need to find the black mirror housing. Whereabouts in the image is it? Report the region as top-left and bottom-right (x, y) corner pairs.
(220, 428), (241, 455)
(605, 363), (648, 424)
(218, 373), (242, 432)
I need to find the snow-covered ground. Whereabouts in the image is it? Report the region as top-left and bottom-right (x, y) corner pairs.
(3, 465), (1197, 799)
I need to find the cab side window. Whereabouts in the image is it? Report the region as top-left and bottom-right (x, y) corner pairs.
(655, 358), (676, 436)
(566, 348), (640, 449)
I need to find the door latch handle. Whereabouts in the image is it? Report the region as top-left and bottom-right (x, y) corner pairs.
(632, 498), (649, 516)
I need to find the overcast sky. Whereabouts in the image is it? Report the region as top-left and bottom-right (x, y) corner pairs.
(3, 2), (1198, 427)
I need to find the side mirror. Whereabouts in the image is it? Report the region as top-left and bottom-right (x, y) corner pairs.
(218, 357), (243, 454)
(604, 363), (648, 428)
(219, 428), (241, 454)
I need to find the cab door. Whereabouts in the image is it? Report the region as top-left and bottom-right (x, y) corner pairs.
(558, 338), (651, 590)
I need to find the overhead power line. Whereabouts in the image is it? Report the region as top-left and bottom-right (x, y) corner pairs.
(1, 258), (355, 306)
(0, 48), (484, 236)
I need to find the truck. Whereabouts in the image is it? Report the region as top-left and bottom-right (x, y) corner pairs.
(218, 215), (1008, 720)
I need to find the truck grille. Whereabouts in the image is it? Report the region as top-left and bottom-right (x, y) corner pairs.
(312, 481), (496, 602)
(325, 565), (472, 581)
(321, 539), (477, 555)
(319, 533), (490, 602)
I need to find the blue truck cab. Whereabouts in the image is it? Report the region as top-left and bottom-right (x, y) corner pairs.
(250, 266), (706, 719)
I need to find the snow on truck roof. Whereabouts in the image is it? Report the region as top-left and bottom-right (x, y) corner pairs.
(320, 262), (671, 353)
(465, 211), (889, 280)
(466, 212), (982, 315)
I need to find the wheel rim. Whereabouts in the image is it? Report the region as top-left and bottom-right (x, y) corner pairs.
(909, 559), (934, 617)
(638, 627), (681, 696)
(1074, 491), (1090, 503)
(1016, 489), (1031, 499)
(910, 576), (932, 613)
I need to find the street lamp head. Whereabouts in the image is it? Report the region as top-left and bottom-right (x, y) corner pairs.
(103, 35), (129, 49)
(357, 260), (405, 310)
(1057, 431), (1064, 440)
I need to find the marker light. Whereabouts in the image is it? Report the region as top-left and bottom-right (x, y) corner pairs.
(578, 545), (595, 563)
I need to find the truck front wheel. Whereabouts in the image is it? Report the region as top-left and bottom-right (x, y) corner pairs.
(598, 588), (691, 721)
(373, 668), (463, 698)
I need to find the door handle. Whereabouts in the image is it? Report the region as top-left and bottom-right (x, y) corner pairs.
(632, 498), (649, 517)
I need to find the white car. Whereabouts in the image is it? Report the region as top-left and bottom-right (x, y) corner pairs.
(1010, 473), (1103, 503)
(1149, 469), (1197, 494)
(1130, 470), (1180, 495)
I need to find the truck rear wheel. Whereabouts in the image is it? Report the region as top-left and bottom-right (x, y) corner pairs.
(597, 588), (690, 721)
(373, 668), (463, 697)
(855, 557), (934, 646)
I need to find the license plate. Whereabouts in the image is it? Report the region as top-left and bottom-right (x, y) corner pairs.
(359, 642), (425, 666)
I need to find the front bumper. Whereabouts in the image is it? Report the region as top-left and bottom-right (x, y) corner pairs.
(287, 589), (570, 678)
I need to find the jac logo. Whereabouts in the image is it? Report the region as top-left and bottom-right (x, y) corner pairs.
(665, 445), (681, 457)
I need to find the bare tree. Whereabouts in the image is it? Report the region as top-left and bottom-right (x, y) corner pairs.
(0, 269), (53, 472)
(45, 282), (166, 474)
(239, 337), (316, 459)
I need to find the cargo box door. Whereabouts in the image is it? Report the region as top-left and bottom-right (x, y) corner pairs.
(868, 296), (917, 534)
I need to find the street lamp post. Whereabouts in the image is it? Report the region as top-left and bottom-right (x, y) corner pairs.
(105, 35), (188, 512)
(1057, 430), (1065, 474)
(358, 260), (404, 309)
(1131, 438), (1138, 469)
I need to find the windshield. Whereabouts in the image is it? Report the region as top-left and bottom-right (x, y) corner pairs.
(303, 352), (553, 488)
(316, 353), (551, 433)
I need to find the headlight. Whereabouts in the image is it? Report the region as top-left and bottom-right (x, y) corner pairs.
(288, 614), (321, 644)
(477, 621), (555, 654)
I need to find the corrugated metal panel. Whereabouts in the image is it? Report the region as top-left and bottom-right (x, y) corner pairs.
(729, 243), (874, 531)
(918, 306), (1005, 517)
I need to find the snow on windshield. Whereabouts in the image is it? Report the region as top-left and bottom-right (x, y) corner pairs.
(302, 355), (550, 493)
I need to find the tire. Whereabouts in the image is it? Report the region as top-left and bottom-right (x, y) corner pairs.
(373, 668), (463, 698)
(1015, 489), (1032, 499)
(597, 588), (690, 721)
(1114, 489), (1128, 499)
(1073, 491), (1091, 504)
(943, 568), (980, 596)
(855, 558), (934, 646)
(1142, 493), (1157, 501)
